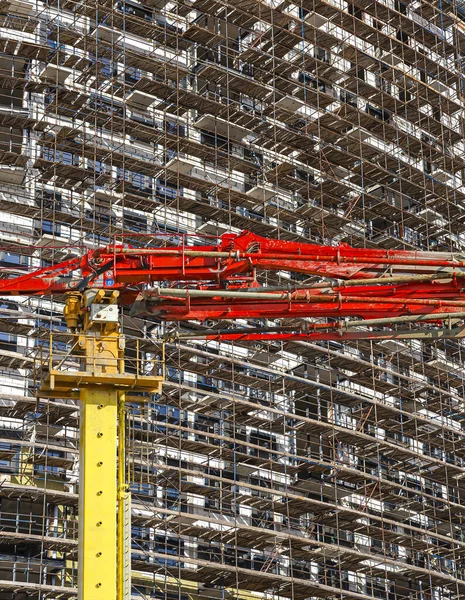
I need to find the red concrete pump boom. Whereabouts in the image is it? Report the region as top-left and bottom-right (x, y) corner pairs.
(2, 230), (465, 342)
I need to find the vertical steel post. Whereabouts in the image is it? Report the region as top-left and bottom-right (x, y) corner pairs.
(50, 292), (163, 599)
(118, 393), (131, 600)
(78, 387), (118, 599)
(77, 292), (122, 600)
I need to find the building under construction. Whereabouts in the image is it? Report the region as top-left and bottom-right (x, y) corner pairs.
(0, 0), (464, 597)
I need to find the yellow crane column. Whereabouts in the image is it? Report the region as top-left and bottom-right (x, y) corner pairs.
(118, 392), (132, 600)
(40, 290), (163, 600)
(79, 386), (118, 598)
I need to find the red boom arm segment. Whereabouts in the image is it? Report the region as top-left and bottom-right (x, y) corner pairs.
(1, 231), (465, 331)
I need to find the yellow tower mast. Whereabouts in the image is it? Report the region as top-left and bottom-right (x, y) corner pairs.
(39, 289), (163, 600)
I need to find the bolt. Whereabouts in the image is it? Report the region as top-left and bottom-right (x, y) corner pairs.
(96, 583), (102, 588)
(97, 404), (104, 409)
(97, 490), (103, 496)
(97, 461), (103, 467)
(96, 552), (102, 557)
(97, 432), (103, 438)
(96, 521), (102, 527)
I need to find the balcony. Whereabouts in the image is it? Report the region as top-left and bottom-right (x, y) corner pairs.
(194, 114), (252, 142)
(126, 90), (157, 108)
(0, 165), (25, 186)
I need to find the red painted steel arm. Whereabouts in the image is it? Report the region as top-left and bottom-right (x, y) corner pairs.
(137, 280), (465, 322)
(84, 230), (465, 286)
(0, 231), (465, 330)
(0, 255), (83, 295)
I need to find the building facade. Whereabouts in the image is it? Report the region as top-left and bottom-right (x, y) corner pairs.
(0, 0), (464, 597)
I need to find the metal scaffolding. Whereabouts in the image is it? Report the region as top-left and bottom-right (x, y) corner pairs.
(0, 0), (464, 597)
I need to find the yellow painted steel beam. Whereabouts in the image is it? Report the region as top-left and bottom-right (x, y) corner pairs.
(117, 393), (131, 600)
(40, 292), (164, 599)
(78, 387), (117, 599)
